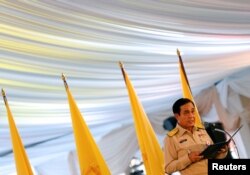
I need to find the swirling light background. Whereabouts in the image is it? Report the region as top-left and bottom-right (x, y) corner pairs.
(1, 0), (250, 174)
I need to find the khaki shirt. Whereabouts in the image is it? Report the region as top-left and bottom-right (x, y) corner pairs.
(164, 124), (213, 175)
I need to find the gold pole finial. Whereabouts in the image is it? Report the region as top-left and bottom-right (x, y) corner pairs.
(119, 61), (126, 81)
(177, 49), (181, 57)
(1, 88), (5, 97)
(61, 73), (68, 88)
(1, 88), (7, 105)
(119, 61), (124, 69)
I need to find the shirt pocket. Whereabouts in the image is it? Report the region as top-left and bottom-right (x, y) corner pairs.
(197, 132), (212, 145)
(177, 137), (191, 156)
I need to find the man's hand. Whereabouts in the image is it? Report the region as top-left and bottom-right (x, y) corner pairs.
(218, 145), (229, 154)
(188, 151), (203, 163)
(215, 145), (229, 159)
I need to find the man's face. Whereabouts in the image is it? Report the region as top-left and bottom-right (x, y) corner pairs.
(176, 102), (195, 129)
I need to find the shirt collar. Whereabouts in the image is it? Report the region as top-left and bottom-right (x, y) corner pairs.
(177, 124), (197, 136)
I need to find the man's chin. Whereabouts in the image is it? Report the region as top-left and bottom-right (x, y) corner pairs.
(188, 122), (195, 126)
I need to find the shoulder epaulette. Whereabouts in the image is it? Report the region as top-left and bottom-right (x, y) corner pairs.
(196, 125), (205, 130)
(167, 127), (179, 137)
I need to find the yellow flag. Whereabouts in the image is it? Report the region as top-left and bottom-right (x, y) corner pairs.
(1, 89), (33, 175)
(119, 63), (164, 175)
(62, 74), (111, 175)
(177, 49), (204, 128)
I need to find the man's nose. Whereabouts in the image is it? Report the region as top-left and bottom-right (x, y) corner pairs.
(188, 113), (195, 118)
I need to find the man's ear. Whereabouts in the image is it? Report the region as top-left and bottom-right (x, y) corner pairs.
(174, 113), (179, 122)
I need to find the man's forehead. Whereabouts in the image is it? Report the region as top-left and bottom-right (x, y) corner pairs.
(180, 103), (194, 111)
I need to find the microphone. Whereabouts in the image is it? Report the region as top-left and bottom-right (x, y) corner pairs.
(214, 128), (240, 159)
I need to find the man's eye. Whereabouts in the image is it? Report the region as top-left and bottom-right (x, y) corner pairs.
(184, 111), (190, 115)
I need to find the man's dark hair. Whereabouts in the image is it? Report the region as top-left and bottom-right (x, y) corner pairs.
(172, 98), (194, 115)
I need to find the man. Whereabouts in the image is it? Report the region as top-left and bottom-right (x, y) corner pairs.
(163, 98), (227, 175)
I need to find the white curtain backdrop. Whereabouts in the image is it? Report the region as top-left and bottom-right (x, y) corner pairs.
(1, 0), (250, 174)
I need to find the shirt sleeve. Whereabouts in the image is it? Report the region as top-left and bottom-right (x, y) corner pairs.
(164, 136), (192, 174)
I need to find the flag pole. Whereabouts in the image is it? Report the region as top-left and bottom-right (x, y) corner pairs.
(177, 49), (192, 93)
(119, 62), (164, 175)
(177, 49), (204, 128)
(1, 89), (34, 175)
(62, 73), (111, 175)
